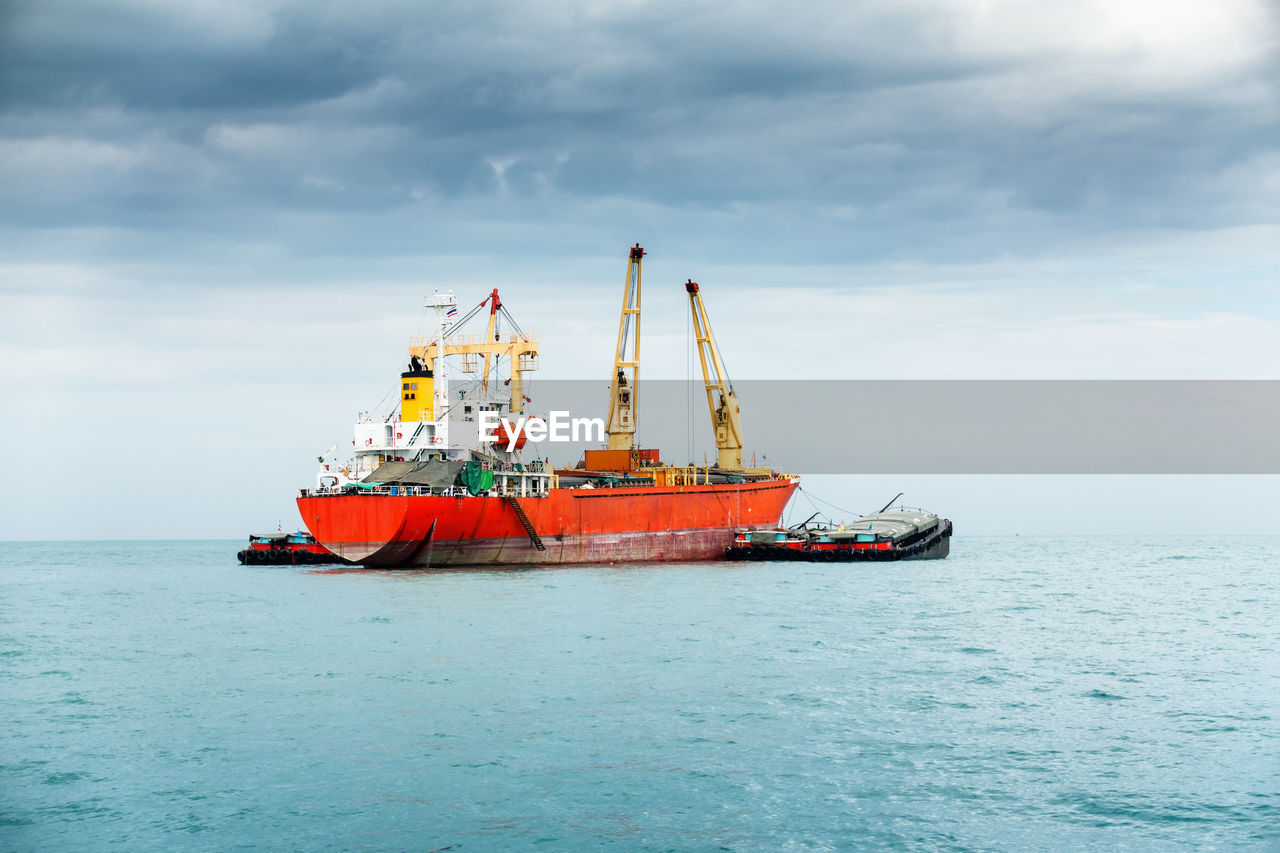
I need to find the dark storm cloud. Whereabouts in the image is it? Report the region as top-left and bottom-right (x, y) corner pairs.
(0, 0), (1276, 265)
(0, 1), (370, 110)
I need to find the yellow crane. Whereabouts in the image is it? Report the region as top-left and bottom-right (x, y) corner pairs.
(605, 244), (644, 450)
(685, 278), (743, 469)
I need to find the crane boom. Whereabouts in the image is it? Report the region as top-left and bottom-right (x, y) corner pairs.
(606, 244), (644, 450)
(685, 279), (743, 469)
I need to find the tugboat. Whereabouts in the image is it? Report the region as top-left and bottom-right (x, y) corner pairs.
(237, 531), (349, 566)
(726, 506), (952, 562)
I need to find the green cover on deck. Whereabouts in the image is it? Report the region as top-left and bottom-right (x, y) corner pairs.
(461, 461), (495, 495)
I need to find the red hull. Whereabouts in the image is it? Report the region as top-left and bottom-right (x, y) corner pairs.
(297, 479), (798, 567)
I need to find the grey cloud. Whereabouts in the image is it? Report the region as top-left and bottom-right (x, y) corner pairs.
(0, 0), (1276, 268)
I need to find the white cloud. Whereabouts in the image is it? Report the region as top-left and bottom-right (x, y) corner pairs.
(0, 137), (142, 174)
(487, 157), (518, 192)
(205, 122), (401, 159)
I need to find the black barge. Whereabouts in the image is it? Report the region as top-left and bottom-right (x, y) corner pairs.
(727, 510), (952, 562)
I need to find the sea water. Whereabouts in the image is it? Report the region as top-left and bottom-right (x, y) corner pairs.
(2, 538), (1277, 851)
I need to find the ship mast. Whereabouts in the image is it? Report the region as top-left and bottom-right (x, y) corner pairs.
(606, 244), (644, 450)
(425, 290), (457, 448)
(685, 278), (743, 469)
(410, 290), (540, 424)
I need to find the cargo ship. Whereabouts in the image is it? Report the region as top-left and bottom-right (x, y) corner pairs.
(297, 245), (800, 567)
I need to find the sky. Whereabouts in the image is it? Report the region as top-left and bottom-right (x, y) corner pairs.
(1, 0), (1277, 539)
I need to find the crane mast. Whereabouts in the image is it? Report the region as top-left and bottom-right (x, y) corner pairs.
(606, 244), (644, 450)
(685, 279), (743, 469)
(480, 288), (501, 394)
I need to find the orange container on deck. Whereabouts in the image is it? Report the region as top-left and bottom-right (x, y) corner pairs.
(582, 448), (661, 472)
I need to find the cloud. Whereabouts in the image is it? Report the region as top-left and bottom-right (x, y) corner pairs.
(1, 0), (1274, 250)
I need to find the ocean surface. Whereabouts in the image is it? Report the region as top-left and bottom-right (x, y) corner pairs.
(2, 537), (1277, 851)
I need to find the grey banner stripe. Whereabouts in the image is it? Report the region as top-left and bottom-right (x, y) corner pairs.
(489, 380), (1280, 474)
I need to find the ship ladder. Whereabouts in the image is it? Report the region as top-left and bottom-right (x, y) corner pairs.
(504, 496), (546, 551)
